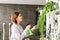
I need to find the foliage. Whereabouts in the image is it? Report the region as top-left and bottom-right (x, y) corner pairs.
(37, 1), (56, 40)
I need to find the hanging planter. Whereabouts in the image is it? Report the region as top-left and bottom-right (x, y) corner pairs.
(36, 1), (56, 40)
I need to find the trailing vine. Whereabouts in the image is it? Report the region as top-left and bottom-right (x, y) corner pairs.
(37, 1), (56, 40)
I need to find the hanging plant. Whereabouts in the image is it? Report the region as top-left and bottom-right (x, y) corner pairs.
(36, 1), (56, 40)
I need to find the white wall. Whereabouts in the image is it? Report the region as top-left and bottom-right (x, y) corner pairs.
(46, 0), (59, 3)
(0, 0), (46, 5)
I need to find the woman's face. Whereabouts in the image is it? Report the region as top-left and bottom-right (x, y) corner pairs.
(16, 14), (23, 23)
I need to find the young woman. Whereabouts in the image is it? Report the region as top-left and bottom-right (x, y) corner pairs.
(10, 12), (32, 40)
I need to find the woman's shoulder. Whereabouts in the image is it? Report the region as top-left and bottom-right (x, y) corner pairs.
(11, 23), (18, 29)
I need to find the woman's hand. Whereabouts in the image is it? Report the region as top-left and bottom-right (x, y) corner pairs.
(31, 25), (38, 31)
(26, 25), (31, 30)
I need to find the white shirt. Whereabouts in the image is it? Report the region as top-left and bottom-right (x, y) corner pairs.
(10, 23), (29, 40)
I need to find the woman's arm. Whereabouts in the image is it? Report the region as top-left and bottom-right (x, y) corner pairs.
(21, 25), (31, 39)
(31, 25), (38, 31)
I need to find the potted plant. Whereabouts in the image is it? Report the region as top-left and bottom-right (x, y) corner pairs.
(36, 1), (56, 40)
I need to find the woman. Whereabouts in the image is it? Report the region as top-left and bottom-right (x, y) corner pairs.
(10, 12), (32, 40)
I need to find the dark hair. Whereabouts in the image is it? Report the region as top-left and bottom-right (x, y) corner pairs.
(11, 12), (20, 24)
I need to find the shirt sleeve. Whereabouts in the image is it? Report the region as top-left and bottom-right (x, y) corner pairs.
(11, 25), (21, 40)
(21, 27), (29, 40)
